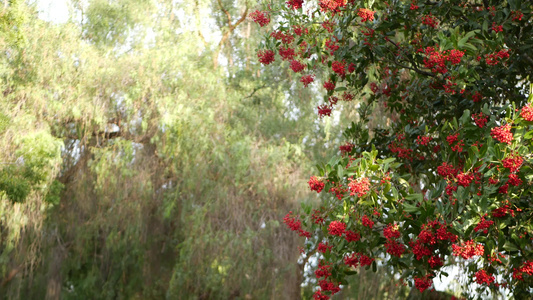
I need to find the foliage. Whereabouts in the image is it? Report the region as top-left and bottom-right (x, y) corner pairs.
(253, 0), (533, 299)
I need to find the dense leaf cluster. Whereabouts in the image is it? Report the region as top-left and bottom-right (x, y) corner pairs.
(254, 0), (533, 298)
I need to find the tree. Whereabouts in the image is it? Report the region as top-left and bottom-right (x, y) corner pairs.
(252, 0), (533, 299)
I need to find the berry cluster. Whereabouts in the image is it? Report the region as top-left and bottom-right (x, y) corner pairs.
(491, 204), (514, 218)
(348, 177), (370, 197)
(283, 212), (311, 238)
(309, 176), (325, 193)
(249, 10), (270, 27)
(300, 75), (314, 87)
(421, 14), (438, 28)
(361, 215), (374, 228)
(319, 0), (346, 13)
(344, 252), (374, 268)
(257, 49), (275, 65)
(485, 49), (510, 65)
(472, 112), (488, 127)
(414, 274), (434, 292)
(512, 261), (533, 281)
(452, 240), (484, 259)
(475, 270), (495, 285)
(490, 124), (513, 144)
(328, 220), (346, 236)
(358, 8), (375, 22)
(520, 103), (533, 121)
(474, 216), (494, 234)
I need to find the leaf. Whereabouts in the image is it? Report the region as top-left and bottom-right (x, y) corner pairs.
(524, 130), (533, 139)
(316, 164), (325, 176)
(380, 157), (396, 164)
(460, 109), (471, 125)
(499, 221), (507, 230)
(337, 164), (344, 179)
(458, 30), (478, 48)
(384, 182), (391, 194)
(328, 156), (339, 167)
(475, 236), (487, 243)
(360, 159), (367, 172)
(398, 177), (409, 188)
(463, 43), (477, 53)
(468, 145), (479, 159)
(337, 239), (346, 251)
(503, 241), (518, 252)
(391, 187), (399, 200)
(405, 193), (423, 202)
(403, 203), (419, 213)
(452, 117), (458, 129)
(300, 202), (311, 215)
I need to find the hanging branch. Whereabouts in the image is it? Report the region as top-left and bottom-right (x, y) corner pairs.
(194, 0), (208, 47)
(212, 2), (249, 69)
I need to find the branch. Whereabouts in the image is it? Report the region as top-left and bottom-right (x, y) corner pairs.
(230, 7), (249, 37)
(213, 5), (249, 68)
(243, 84), (267, 100)
(194, 0), (208, 47)
(299, 247), (318, 272)
(1, 267), (20, 287)
(392, 58), (436, 78)
(385, 39), (436, 77)
(59, 127), (122, 141)
(503, 35), (533, 68)
(483, 0), (489, 10)
(58, 143), (92, 185)
(523, 53), (533, 67)
(216, 0), (232, 24)
(198, 31), (208, 47)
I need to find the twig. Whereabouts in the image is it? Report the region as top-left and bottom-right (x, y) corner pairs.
(243, 84), (267, 100)
(216, 0), (232, 24)
(385, 39), (436, 77)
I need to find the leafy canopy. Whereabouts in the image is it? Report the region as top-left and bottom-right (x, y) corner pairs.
(253, 0), (533, 298)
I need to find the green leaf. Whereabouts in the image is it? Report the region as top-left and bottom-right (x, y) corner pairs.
(337, 239), (346, 251)
(392, 187), (399, 200)
(337, 164), (344, 179)
(503, 241), (518, 252)
(405, 193), (423, 202)
(499, 221), (507, 230)
(403, 203), (419, 213)
(316, 164), (325, 176)
(360, 159), (367, 172)
(460, 109), (471, 124)
(452, 117), (458, 129)
(458, 30), (478, 48)
(463, 43), (477, 53)
(524, 130), (533, 140)
(398, 177), (409, 188)
(475, 236), (487, 243)
(301, 202), (311, 215)
(468, 145), (479, 159)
